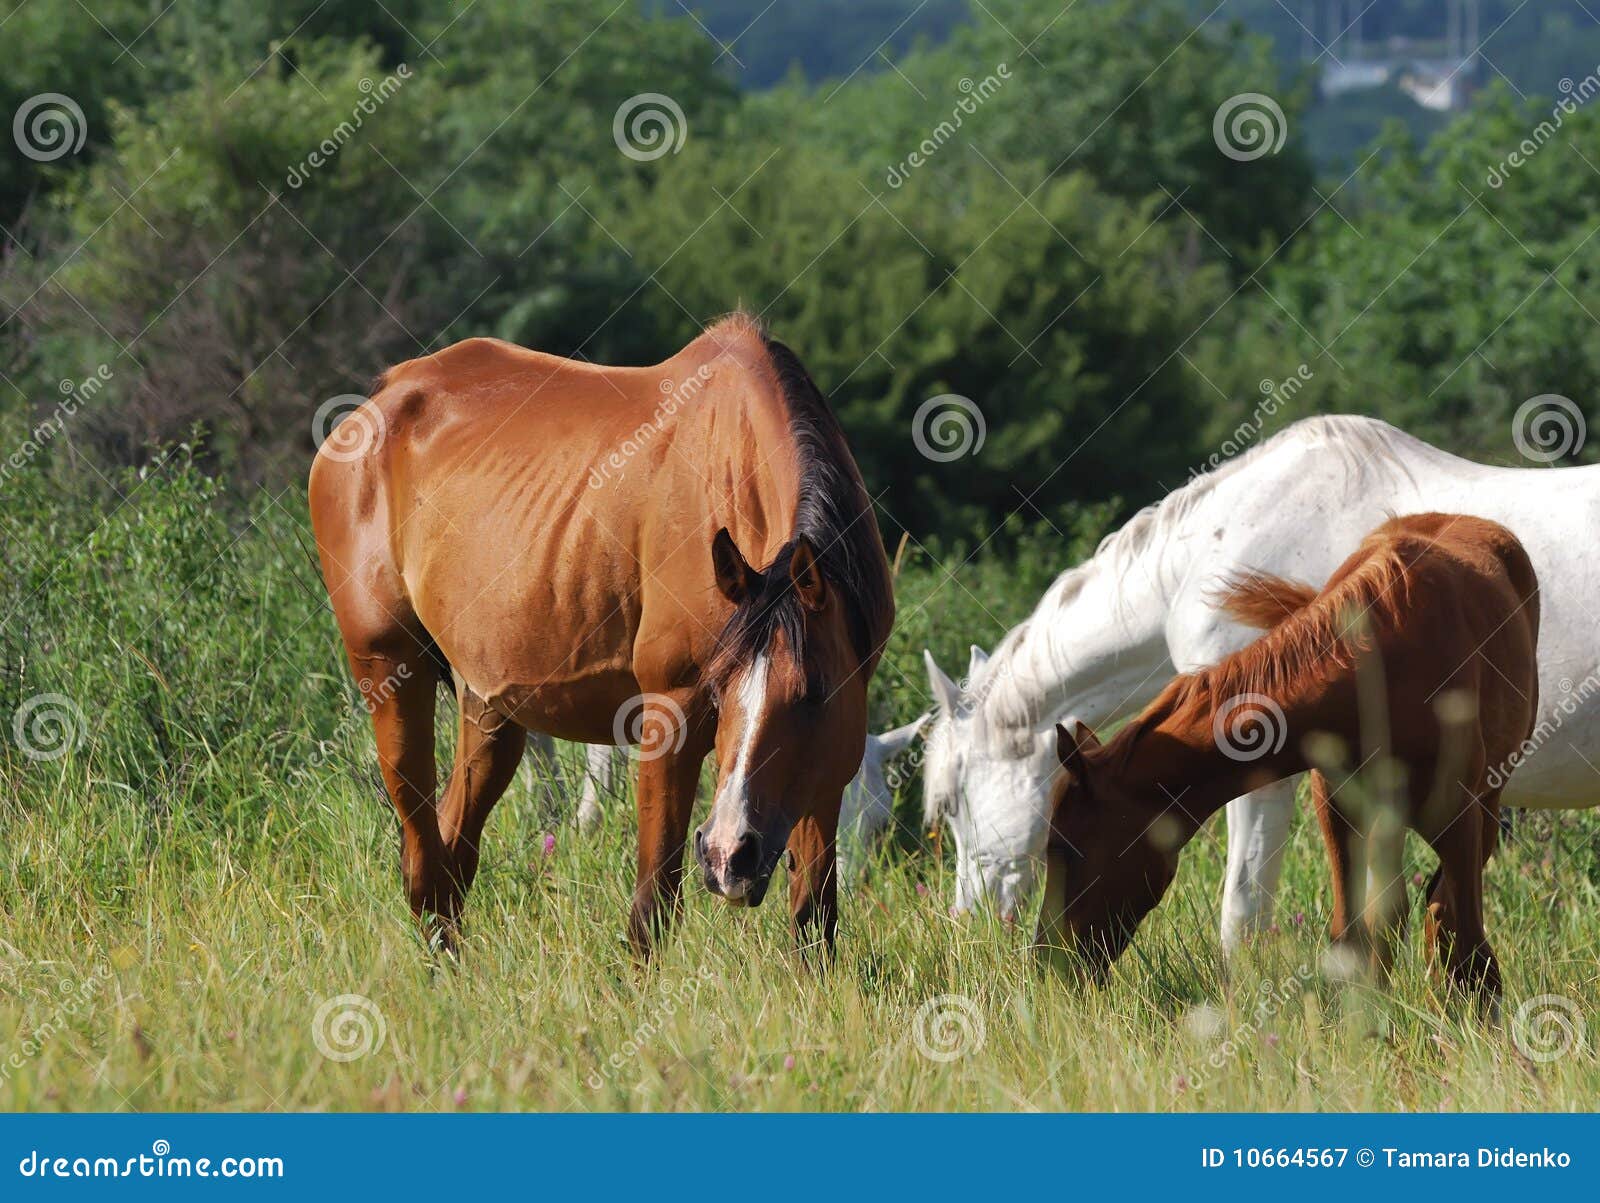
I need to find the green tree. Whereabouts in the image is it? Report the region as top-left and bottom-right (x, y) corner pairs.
(1191, 85), (1600, 465)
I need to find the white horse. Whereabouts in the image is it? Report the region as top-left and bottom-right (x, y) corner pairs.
(922, 414), (1600, 944)
(568, 718), (930, 877)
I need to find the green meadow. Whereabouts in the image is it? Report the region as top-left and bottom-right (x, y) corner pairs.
(2, 458), (1596, 1112)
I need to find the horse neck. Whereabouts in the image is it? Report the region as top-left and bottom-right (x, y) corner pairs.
(1112, 655), (1364, 843)
(973, 519), (1197, 737)
(1107, 706), (1308, 847)
(681, 378), (806, 563)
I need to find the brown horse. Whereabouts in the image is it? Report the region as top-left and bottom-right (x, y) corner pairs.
(1035, 513), (1538, 1004)
(308, 314), (893, 957)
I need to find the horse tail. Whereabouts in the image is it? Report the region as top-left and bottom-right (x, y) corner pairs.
(1214, 570), (1318, 631)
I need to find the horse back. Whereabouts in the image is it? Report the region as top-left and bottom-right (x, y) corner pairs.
(1373, 514), (1541, 763)
(308, 329), (812, 737)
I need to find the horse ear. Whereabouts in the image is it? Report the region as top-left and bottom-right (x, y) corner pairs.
(967, 644), (989, 680)
(924, 650), (960, 714)
(1055, 717), (1102, 777)
(712, 528), (755, 604)
(875, 712), (931, 756)
(789, 535), (827, 611)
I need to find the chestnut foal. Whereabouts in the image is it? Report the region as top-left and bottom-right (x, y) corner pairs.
(1036, 513), (1539, 1005)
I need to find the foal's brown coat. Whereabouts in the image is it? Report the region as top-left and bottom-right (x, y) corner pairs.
(309, 315), (892, 955)
(1037, 513), (1539, 1001)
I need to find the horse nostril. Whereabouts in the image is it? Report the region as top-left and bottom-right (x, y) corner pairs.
(727, 830), (763, 881)
(693, 827), (707, 866)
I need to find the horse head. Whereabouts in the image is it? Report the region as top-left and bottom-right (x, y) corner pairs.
(694, 528), (869, 906)
(1035, 718), (1182, 979)
(921, 648), (1056, 921)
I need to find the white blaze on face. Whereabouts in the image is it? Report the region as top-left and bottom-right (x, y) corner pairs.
(704, 655), (769, 873)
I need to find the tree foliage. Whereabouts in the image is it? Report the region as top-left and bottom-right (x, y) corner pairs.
(3, 0), (1595, 548)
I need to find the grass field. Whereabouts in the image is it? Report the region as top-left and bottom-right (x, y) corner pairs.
(4, 738), (1600, 1111)
(2, 458), (1598, 1112)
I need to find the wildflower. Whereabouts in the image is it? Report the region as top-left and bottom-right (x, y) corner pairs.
(453, 1086), (468, 1107)
(783, 1054), (795, 1071)
(1264, 1033), (1280, 1048)
(916, 882), (929, 897)
(1292, 911), (1305, 927)
(543, 833), (557, 856)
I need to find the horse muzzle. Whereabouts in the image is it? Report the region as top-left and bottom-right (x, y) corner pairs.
(694, 821), (782, 907)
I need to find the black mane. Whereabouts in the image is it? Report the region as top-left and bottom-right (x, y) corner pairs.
(705, 330), (894, 691)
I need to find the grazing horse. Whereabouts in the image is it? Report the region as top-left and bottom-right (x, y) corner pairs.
(1035, 514), (1539, 1005)
(309, 314), (893, 956)
(922, 415), (1599, 942)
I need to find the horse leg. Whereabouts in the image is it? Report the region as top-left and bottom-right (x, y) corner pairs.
(786, 802), (840, 960)
(436, 683), (526, 933)
(1362, 807), (1409, 983)
(1312, 774), (1401, 979)
(1309, 771), (1358, 944)
(1424, 789), (1502, 1010)
(630, 732), (707, 959)
(576, 743), (618, 831)
(1220, 777), (1297, 951)
(353, 650), (452, 947)
(522, 730), (559, 816)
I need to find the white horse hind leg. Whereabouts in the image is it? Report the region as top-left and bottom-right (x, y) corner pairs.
(1220, 777), (1298, 951)
(522, 732), (560, 816)
(576, 743), (620, 830)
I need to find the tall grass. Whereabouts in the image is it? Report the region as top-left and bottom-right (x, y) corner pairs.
(2, 454), (1597, 1110)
